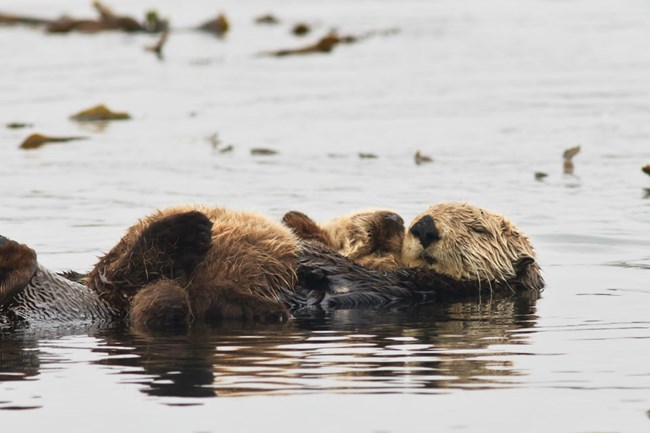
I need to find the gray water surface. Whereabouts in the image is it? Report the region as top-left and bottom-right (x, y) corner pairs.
(1, 0), (649, 432)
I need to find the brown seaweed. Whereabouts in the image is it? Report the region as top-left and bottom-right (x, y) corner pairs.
(70, 104), (131, 121)
(20, 133), (86, 150)
(251, 148), (278, 156)
(414, 150), (432, 165)
(197, 13), (229, 36)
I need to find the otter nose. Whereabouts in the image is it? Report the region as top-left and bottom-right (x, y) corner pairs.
(409, 215), (440, 248)
(383, 212), (404, 227)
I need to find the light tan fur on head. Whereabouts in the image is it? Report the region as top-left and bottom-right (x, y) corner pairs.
(402, 202), (543, 290)
(283, 209), (405, 272)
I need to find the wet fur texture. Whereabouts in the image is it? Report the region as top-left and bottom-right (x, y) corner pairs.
(86, 206), (298, 328)
(0, 236), (38, 305)
(401, 202), (544, 292)
(1, 202), (543, 329)
(282, 209), (405, 271)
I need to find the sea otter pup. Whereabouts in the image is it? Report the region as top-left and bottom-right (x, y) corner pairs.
(282, 209), (405, 271)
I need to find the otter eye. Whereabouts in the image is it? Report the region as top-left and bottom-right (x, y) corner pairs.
(468, 220), (491, 235)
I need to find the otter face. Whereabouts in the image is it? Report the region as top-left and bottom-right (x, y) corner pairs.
(402, 202), (541, 285)
(283, 209), (405, 272)
(325, 210), (405, 272)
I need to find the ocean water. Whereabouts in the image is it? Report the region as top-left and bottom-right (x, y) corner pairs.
(0, 0), (649, 432)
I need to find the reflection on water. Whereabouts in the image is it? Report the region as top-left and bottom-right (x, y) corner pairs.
(0, 295), (537, 402)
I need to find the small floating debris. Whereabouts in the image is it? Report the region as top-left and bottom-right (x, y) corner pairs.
(534, 171), (548, 181)
(197, 13), (229, 36)
(255, 14), (280, 25)
(47, 1), (145, 33)
(20, 133), (86, 150)
(414, 150), (432, 165)
(143, 10), (166, 33)
(251, 147), (277, 156)
(641, 164), (650, 176)
(563, 145), (581, 174)
(145, 27), (169, 59)
(206, 133), (221, 148)
(292, 23), (311, 36)
(263, 32), (340, 57)
(70, 104), (131, 121)
(0, 12), (53, 27)
(219, 145), (234, 154)
(358, 152), (378, 159)
(6, 122), (32, 129)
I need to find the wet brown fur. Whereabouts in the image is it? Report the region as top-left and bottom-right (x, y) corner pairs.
(87, 205), (298, 327)
(402, 202), (544, 292)
(0, 237), (38, 305)
(283, 209), (405, 272)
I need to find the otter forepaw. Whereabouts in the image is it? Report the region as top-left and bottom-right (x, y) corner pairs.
(141, 210), (213, 279)
(282, 211), (330, 245)
(129, 280), (192, 331)
(242, 300), (291, 323)
(0, 236), (38, 304)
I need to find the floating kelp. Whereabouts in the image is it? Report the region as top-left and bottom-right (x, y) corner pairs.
(0, 12), (53, 26)
(292, 23), (311, 36)
(642, 165), (650, 176)
(197, 13), (229, 36)
(255, 14), (280, 25)
(145, 28), (169, 59)
(206, 133), (221, 148)
(20, 133), (86, 150)
(70, 104), (131, 121)
(6, 122), (32, 129)
(251, 148), (277, 156)
(534, 172), (549, 181)
(41, 1), (164, 34)
(263, 32), (340, 57)
(358, 152), (378, 159)
(414, 150), (432, 165)
(563, 145), (581, 175)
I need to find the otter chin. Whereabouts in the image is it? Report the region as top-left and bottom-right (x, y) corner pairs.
(402, 202), (543, 292)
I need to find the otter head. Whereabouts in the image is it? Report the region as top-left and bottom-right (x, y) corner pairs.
(283, 209), (405, 272)
(323, 210), (405, 272)
(401, 202), (543, 290)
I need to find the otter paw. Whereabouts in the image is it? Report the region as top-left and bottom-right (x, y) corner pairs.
(129, 280), (192, 330)
(140, 210), (213, 279)
(282, 211), (330, 245)
(243, 301), (291, 323)
(0, 236), (38, 303)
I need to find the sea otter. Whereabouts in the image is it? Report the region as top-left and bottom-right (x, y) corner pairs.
(85, 205), (298, 330)
(401, 202), (544, 292)
(282, 209), (405, 271)
(0, 202), (543, 330)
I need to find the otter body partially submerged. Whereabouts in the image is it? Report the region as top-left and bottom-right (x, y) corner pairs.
(0, 237), (119, 325)
(1, 202), (544, 330)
